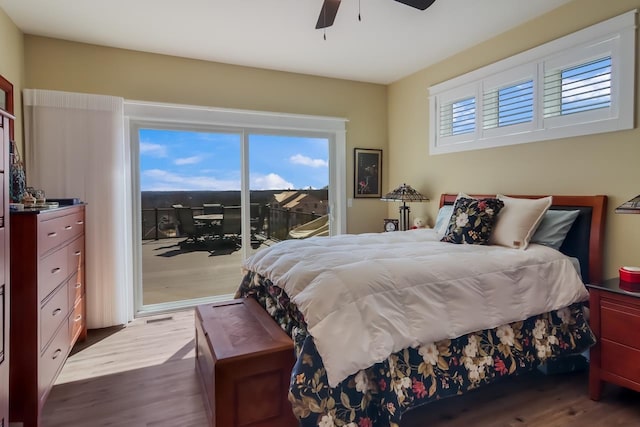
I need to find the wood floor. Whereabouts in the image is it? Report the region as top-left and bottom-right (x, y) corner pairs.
(41, 309), (640, 427)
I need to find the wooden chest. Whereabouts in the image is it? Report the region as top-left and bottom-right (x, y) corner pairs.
(195, 298), (298, 427)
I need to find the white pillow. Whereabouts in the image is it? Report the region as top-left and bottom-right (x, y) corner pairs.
(490, 195), (552, 250)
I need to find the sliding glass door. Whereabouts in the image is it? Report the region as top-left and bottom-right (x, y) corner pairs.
(249, 133), (329, 253)
(132, 123), (331, 314)
(137, 127), (242, 309)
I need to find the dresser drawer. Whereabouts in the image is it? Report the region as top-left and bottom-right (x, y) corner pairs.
(38, 246), (68, 301)
(68, 271), (83, 309)
(0, 228), (4, 284)
(63, 210), (85, 243)
(601, 299), (640, 350)
(40, 284), (69, 351)
(601, 339), (640, 385)
(67, 235), (84, 276)
(69, 297), (85, 345)
(39, 321), (70, 401)
(38, 210), (84, 256)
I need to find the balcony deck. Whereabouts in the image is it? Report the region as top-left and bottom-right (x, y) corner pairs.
(142, 237), (266, 306)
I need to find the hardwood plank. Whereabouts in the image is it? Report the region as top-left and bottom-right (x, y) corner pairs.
(41, 309), (640, 427)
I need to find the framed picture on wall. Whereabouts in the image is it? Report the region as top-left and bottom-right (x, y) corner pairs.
(354, 148), (382, 198)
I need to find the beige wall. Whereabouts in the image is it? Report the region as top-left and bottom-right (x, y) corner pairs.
(23, 35), (389, 234)
(0, 7), (24, 149)
(388, 0), (640, 280)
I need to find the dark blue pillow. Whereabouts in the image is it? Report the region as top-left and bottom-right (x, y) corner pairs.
(441, 197), (504, 244)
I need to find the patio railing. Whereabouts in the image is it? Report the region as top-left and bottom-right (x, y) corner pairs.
(141, 205), (321, 242)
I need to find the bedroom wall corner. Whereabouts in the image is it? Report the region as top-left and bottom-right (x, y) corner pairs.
(387, 0), (640, 280)
(0, 5), (25, 154)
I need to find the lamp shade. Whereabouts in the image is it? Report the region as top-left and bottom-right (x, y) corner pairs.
(381, 183), (429, 203)
(615, 195), (640, 214)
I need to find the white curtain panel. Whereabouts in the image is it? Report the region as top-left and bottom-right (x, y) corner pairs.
(23, 89), (133, 328)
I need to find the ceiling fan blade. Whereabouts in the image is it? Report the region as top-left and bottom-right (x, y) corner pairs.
(316, 0), (341, 29)
(394, 0), (436, 10)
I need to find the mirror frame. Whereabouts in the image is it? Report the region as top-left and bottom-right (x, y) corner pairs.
(0, 74), (14, 140)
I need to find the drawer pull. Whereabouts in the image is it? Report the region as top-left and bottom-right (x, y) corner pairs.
(75, 283), (82, 289)
(52, 349), (62, 360)
(75, 314), (83, 322)
(74, 250), (82, 256)
(51, 267), (61, 274)
(52, 308), (62, 316)
(76, 220), (84, 225)
(48, 232), (57, 237)
(64, 225), (73, 230)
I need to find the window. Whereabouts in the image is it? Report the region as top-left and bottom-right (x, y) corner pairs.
(429, 10), (635, 155)
(483, 80), (533, 129)
(440, 96), (476, 136)
(544, 56), (611, 118)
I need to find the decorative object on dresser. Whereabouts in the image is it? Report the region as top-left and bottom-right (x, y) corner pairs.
(587, 278), (640, 400)
(381, 183), (429, 231)
(0, 108), (14, 427)
(195, 298), (297, 427)
(9, 203), (87, 427)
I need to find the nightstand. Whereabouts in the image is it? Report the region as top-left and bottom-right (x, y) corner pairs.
(586, 278), (640, 400)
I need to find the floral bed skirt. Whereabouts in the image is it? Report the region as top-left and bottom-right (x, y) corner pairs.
(235, 270), (595, 427)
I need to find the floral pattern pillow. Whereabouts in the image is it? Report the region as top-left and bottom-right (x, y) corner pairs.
(441, 197), (504, 244)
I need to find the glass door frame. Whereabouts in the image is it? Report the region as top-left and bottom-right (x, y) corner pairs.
(125, 100), (347, 317)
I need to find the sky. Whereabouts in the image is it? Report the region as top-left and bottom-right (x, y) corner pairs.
(139, 129), (329, 192)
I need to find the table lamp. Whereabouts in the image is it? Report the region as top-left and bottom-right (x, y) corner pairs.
(381, 183), (429, 231)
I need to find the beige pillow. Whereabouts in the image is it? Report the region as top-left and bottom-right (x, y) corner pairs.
(490, 195), (552, 249)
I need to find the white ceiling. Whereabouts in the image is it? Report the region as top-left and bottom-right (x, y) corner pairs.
(0, 0), (570, 84)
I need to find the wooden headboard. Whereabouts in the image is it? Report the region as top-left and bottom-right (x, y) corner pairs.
(439, 194), (607, 284)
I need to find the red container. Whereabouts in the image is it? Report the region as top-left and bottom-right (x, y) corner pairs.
(619, 266), (640, 284)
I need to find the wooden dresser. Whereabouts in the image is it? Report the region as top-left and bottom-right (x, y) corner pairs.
(9, 204), (87, 427)
(0, 109), (13, 427)
(587, 278), (640, 400)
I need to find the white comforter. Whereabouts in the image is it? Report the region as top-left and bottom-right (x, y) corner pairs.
(243, 229), (589, 387)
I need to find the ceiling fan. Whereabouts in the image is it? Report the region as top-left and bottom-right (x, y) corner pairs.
(316, 0), (437, 29)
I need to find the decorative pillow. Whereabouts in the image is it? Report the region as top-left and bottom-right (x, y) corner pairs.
(490, 195), (552, 250)
(435, 205), (454, 234)
(435, 192), (471, 234)
(440, 197), (504, 244)
(531, 209), (580, 250)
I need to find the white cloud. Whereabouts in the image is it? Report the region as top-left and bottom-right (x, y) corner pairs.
(142, 169), (239, 191)
(174, 155), (203, 165)
(251, 173), (294, 190)
(139, 142), (168, 157)
(289, 154), (328, 168)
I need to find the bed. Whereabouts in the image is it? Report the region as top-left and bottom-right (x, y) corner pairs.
(235, 194), (606, 427)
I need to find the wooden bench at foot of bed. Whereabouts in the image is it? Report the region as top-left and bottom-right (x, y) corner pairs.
(195, 298), (298, 427)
